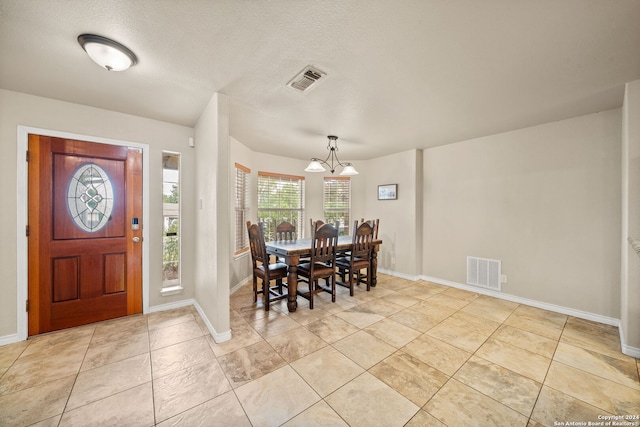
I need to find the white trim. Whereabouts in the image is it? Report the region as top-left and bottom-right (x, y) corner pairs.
(233, 249), (250, 261)
(161, 149), (183, 289)
(149, 299), (231, 343)
(618, 323), (640, 358)
(148, 298), (196, 313)
(377, 268), (421, 282)
(16, 126), (150, 342)
(390, 271), (638, 356)
(0, 333), (20, 347)
(231, 275), (252, 295)
(2, 297), (233, 346)
(193, 300), (231, 343)
(160, 285), (185, 297)
(422, 275), (620, 327)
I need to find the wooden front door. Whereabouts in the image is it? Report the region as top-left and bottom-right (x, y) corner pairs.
(27, 134), (143, 336)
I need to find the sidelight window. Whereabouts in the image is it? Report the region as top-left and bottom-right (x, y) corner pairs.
(162, 152), (181, 290)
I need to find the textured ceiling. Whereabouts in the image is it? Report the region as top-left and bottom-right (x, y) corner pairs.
(1, 0), (639, 161)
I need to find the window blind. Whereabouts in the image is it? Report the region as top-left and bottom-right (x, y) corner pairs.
(324, 177), (350, 235)
(257, 172), (305, 241)
(234, 163), (250, 254)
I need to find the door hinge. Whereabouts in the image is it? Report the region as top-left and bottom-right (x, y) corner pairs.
(26, 299), (29, 312)
(26, 150), (29, 162)
(26, 225), (29, 237)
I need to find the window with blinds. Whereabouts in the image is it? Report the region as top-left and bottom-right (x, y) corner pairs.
(324, 177), (350, 235)
(257, 172), (305, 241)
(235, 163), (250, 254)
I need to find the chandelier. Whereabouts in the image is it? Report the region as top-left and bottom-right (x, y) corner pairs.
(305, 135), (359, 176)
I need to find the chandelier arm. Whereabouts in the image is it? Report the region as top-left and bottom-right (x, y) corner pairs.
(307, 135), (352, 174)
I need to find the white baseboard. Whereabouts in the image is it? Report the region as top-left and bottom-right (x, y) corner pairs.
(376, 270), (640, 358)
(422, 275), (619, 326)
(148, 298), (196, 313)
(618, 323), (640, 358)
(1, 299), (233, 348)
(377, 268), (421, 282)
(0, 333), (20, 346)
(231, 275), (252, 295)
(192, 301), (232, 344)
(420, 275), (640, 358)
(148, 298), (232, 344)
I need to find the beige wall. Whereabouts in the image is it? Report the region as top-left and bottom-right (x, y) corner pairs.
(621, 80), (640, 353)
(0, 89), (195, 339)
(193, 93), (230, 340)
(361, 149), (422, 277)
(423, 109), (622, 318)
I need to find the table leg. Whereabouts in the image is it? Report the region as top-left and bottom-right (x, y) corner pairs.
(370, 244), (379, 287)
(286, 256), (299, 312)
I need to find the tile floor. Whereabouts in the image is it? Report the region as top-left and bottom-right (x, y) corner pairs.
(1, 274), (639, 426)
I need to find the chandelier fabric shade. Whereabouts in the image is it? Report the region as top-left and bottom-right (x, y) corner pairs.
(305, 135), (359, 176)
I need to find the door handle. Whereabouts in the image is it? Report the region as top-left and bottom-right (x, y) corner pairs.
(132, 236), (141, 243)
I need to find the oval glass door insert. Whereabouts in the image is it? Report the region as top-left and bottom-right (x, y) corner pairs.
(67, 163), (114, 232)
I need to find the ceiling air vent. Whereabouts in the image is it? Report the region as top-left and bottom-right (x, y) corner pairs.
(287, 65), (326, 92)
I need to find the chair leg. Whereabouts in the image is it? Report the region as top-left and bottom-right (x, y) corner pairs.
(331, 275), (336, 302)
(349, 270), (355, 296)
(309, 280), (315, 309)
(366, 268), (371, 291)
(253, 276), (258, 302)
(263, 279), (270, 311)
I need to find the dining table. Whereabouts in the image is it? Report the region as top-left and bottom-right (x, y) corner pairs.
(265, 235), (382, 312)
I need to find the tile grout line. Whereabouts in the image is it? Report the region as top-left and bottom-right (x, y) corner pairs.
(145, 314), (159, 427)
(415, 295), (519, 425)
(57, 325), (96, 426)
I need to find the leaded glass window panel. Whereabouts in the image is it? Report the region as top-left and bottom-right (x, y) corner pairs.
(67, 163), (114, 232)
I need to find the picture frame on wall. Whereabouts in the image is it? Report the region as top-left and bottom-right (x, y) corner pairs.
(378, 184), (397, 200)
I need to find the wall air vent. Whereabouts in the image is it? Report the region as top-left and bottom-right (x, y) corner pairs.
(287, 65), (326, 92)
(467, 256), (501, 291)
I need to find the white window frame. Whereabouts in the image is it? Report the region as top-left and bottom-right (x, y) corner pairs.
(234, 163), (250, 256)
(257, 172), (305, 241)
(323, 177), (351, 235)
(161, 151), (182, 295)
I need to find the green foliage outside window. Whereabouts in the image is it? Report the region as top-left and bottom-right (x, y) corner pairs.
(257, 175), (304, 241)
(163, 183), (179, 281)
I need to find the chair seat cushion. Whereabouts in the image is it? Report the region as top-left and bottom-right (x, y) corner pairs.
(256, 262), (288, 277)
(336, 258), (369, 270)
(269, 262), (288, 272)
(298, 262), (335, 277)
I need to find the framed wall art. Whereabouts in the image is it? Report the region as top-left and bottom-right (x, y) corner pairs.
(378, 184), (397, 200)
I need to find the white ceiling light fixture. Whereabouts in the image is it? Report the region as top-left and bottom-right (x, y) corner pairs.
(305, 135), (359, 176)
(77, 34), (137, 71)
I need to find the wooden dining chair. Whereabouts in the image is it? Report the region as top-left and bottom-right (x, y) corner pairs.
(360, 218), (379, 239)
(275, 221), (296, 241)
(309, 219), (325, 234)
(246, 221), (288, 311)
(296, 223), (338, 309)
(336, 220), (374, 296)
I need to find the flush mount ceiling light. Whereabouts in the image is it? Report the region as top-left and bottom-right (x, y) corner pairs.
(305, 135), (359, 176)
(77, 34), (137, 71)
